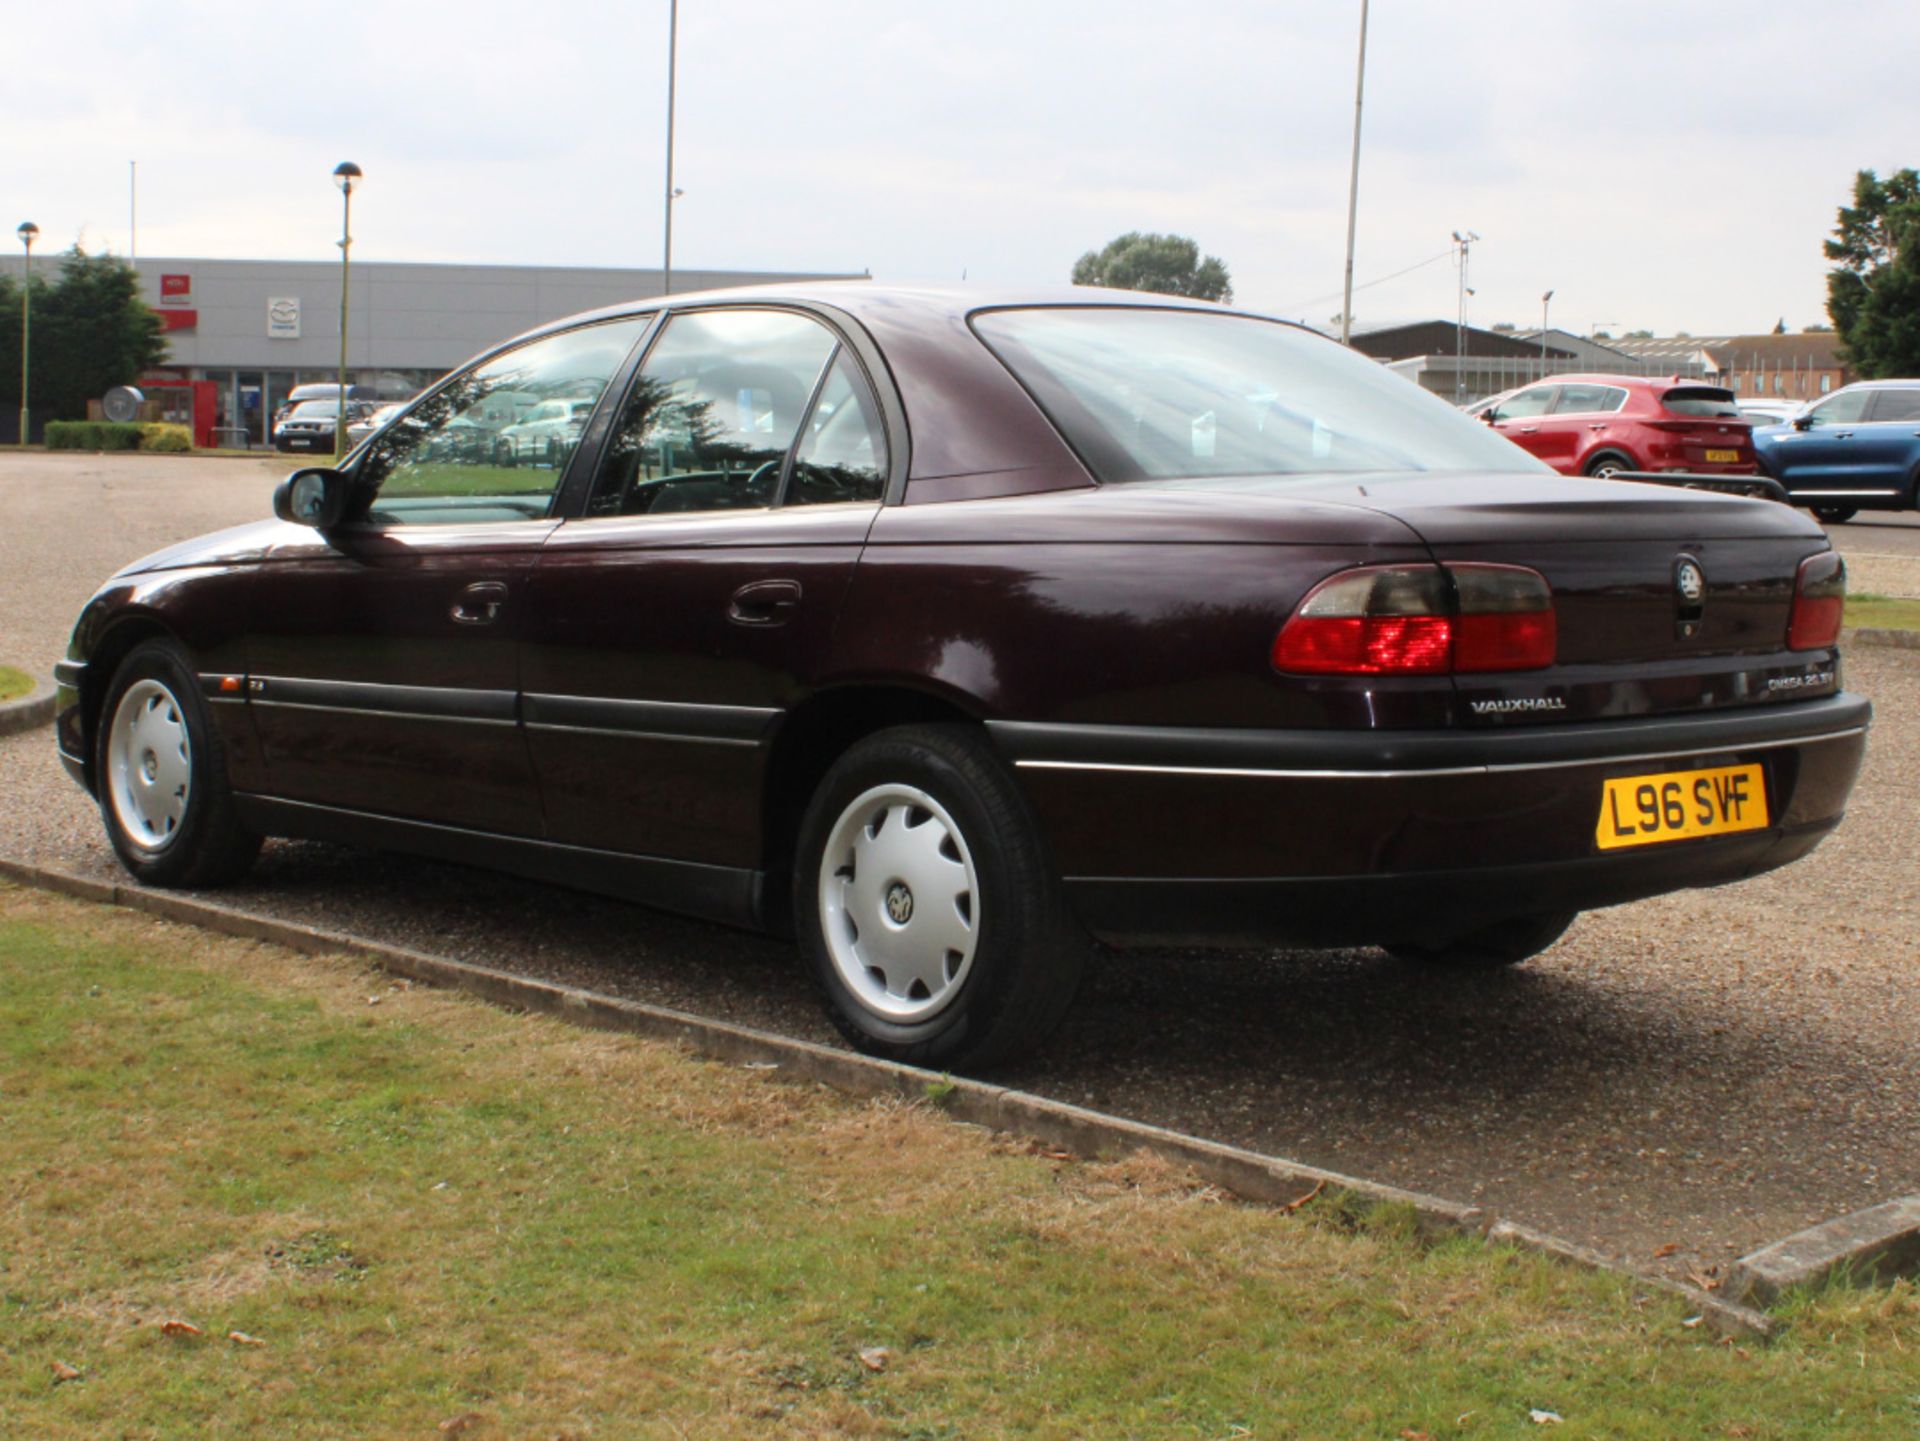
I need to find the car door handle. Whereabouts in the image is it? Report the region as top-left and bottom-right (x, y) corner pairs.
(1834, 431), (1854, 440)
(728, 579), (802, 627)
(1518, 426), (1540, 434)
(1588, 423), (1608, 431)
(451, 581), (510, 626)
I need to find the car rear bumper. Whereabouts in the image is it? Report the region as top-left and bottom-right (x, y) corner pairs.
(987, 692), (1870, 946)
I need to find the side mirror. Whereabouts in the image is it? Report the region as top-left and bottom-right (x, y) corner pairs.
(1481, 409), (1501, 424)
(273, 467), (354, 528)
(1792, 415), (1814, 431)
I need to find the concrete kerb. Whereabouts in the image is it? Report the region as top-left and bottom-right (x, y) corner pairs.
(1847, 626), (1920, 650)
(0, 855), (1772, 1339)
(1723, 1197), (1920, 1308)
(0, 673), (55, 738)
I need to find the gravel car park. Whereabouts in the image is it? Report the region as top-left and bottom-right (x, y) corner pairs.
(1, 449), (1915, 1281)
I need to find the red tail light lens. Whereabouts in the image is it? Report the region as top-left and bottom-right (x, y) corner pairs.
(1273, 564), (1556, 675)
(1787, 551), (1846, 650)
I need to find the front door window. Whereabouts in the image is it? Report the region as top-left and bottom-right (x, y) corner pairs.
(358, 319), (650, 525)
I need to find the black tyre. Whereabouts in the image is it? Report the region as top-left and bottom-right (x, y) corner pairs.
(794, 724), (1086, 1071)
(1386, 911), (1577, 971)
(94, 639), (261, 888)
(1584, 453), (1634, 478)
(1810, 505), (1857, 525)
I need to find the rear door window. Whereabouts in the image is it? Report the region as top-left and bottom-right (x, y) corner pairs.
(1553, 384), (1627, 414)
(1866, 389), (1920, 423)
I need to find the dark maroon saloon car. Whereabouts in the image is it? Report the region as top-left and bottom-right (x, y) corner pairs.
(55, 285), (1869, 1069)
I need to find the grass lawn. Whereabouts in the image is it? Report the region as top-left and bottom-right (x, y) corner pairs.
(3, 884), (1917, 1438)
(1847, 592), (1920, 633)
(0, 665), (32, 702)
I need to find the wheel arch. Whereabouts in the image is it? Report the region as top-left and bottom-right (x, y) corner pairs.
(758, 683), (985, 930)
(74, 614), (179, 788)
(1581, 447), (1636, 476)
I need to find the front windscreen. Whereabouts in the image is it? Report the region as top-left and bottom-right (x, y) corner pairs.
(971, 307), (1547, 482)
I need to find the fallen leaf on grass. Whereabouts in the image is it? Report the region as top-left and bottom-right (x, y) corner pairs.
(1652, 1243), (1680, 1258)
(227, 1331), (267, 1347)
(1400, 1430), (1434, 1439)
(1687, 1269), (1722, 1292)
(1529, 1410), (1564, 1425)
(439, 1413), (487, 1435)
(1280, 1179), (1326, 1214)
(1682, 1315), (1705, 1329)
(50, 1360), (82, 1383)
(159, 1319), (203, 1338)
(857, 1347), (891, 1372)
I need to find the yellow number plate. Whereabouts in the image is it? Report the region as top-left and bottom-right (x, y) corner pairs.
(1704, 448), (1740, 463)
(1594, 763), (1768, 850)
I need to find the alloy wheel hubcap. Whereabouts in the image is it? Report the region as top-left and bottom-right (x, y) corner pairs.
(106, 678), (192, 851)
(819, 783), (978, 1023)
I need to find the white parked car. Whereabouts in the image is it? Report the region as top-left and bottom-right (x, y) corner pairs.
(495, 397), (598, 467)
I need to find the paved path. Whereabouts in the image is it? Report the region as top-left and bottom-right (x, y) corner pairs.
(3, 451), (1915, 1286)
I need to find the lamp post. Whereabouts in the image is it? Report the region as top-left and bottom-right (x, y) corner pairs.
(332, 162), (362, 459)
(1338, 0), (1369, 345)
(16, 221), (37, 446)
(1451, 229), (1479, 402)
(1540, 289), (1553, 377)
(662, 0), (679, 295)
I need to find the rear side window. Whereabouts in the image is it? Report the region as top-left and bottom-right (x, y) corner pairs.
(1868, 389), (1920, 422)
(788, 352), (888, 506)
(1660, 387), (1740, 417)
(1553, 384), (1627, 414)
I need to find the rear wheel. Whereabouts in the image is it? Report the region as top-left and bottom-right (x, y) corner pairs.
(1584, 452), (1634, 478)
(96, 640), (260, 887)
(1387, 911), (1577, 971)
(794, 725), (1086, 1071)
(1810, 505), (1857, 525)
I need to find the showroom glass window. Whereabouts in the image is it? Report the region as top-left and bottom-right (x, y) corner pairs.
(589, 308), (846, 516)
(358, 319), (650, 525)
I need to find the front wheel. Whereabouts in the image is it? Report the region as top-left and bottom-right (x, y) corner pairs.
(794, 725), (1086, 1072)
(96, 640), (260, 888)
(1386, 911), (1577, 971)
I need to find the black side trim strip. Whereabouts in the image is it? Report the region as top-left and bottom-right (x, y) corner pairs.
(232, 794), (764, 931)
(987, 692), (1872, 775)
(521, 693), (778, 743)
(251, 676), (517, 723)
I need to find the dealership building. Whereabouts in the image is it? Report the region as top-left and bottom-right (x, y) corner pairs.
(0, 255), (861, 446)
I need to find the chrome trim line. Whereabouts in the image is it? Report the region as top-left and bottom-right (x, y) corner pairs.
(1785, 489), (1902, 498)
(521, 693), (778, 743)
(1014, 726), (1867, 781)
(251, 699), (519, 727)
(523, 721), (759, 748)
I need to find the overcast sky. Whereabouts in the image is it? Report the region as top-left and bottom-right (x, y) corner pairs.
(7, 1), (1913, 337)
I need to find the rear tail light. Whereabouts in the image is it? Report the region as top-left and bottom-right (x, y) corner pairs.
(1787, 552), (1846, 650)
(1273, 563), (1556, 675)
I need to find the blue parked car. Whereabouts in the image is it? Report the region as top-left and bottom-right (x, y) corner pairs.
(1753, 379), (1920, 524)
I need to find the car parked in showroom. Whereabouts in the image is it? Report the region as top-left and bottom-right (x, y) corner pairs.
(273, 399), (375, 454)
(1471, 374), (1757, 477)
(54, 286), (1869, 1070)
(1752, 379), (1920, 524)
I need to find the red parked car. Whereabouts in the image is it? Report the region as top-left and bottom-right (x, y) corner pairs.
(1472, 374), (1757, 477)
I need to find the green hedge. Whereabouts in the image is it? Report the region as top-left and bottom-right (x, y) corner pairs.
(45, 421), (145, 451)
(141, 423), (192, 453)
(43, 420), (194, 452)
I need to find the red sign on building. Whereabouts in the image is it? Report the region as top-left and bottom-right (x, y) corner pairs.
(159, 273), (192, 305)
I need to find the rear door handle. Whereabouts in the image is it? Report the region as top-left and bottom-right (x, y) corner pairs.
(728, 579), (802, 627)
(451, 581), (510, 626)
(1518, 426), (1540, 434)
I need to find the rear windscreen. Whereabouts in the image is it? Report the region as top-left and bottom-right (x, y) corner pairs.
(1661, 387), (1740, 417)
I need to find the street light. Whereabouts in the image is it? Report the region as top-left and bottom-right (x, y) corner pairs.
(332, 162), (362, 459)
(1451, 229), (1479, 402)
(1338, 0), (1370, 345)
(1540, 289), (1554, 375)
(662, 0), (679, 295)
(16, 221), (37, 445)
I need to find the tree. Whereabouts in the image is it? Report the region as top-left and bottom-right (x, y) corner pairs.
(1824, 167), (1920, 378)
(0, 245), (167, 429)
(1070, 232), (1233, 303)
